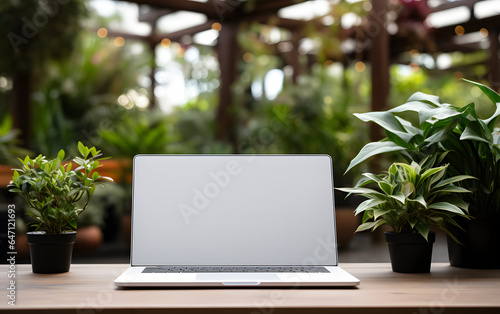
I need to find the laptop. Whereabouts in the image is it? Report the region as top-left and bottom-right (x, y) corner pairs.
(114, 154), (359, 287)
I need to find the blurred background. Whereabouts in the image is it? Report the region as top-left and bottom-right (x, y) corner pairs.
(1, 0), (499, 263)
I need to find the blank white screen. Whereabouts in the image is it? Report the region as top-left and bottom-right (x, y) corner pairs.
(131, 155), (338, 266)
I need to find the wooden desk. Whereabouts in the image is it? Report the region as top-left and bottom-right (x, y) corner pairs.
(1, 263), (499, 314)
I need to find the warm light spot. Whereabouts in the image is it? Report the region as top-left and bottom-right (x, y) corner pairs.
(409, 49), (419, 57)
(161, 38), (171, 47)
(409, 62), (420, 71)
(355, 61), (366, 73)
(114, 36), (125, 47)
(211, 22), (222, 32)
(480, 28), (489, 38)
(243, 52), (253, 63)
(97, 27), (108, 38)
(324, 60), (334, 66)
(455, 25), (465, 36)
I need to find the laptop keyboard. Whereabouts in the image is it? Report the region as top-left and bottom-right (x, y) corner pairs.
(142, 266), (329, 273)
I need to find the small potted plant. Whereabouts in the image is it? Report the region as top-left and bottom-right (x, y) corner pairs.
(338, 156), (474, 273)
(8, 142), (112, 273)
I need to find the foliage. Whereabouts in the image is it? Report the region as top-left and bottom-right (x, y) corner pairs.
(8, 142), (112, 234)
(338, 156), (474, 242)
(99, 109), (175, 158)
(0, 116), (32, 165)
(0, 0), (88, 76)
(31, 32), (152, 157)
(238, 64), (369, 189)
(346, 79), (500, 213)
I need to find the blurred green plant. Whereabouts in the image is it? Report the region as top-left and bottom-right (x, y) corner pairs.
(0, 117), (32, 165)
(99, 109), (175, 158)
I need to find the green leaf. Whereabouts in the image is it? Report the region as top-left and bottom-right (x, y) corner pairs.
(433, 175), (476, 189)
(415, 223), (430, 241)
(69, 218), (77, 229)
(428, 202), (465, 215)
(92, 172), (99, 180)
(373, 208), (391, 220)
(378, 181), (393, 195)
(354, 199), (385, 215)
(463, 79), (500, 104)
(389, 101), (435, 113)
(346, 141), (407, 173)
(57, 149), (65, 161)
(407, 92), (441, 106)
(354, 112), (414, 143)
(390, 192), (406, 204)
(408, 195), (427, 208)
(461, 120), (493, 144)
(482, 103), (500, 130)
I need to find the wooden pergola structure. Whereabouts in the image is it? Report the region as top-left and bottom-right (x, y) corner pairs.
(105, 0), (500, 148)
(10, 0), (500, 149)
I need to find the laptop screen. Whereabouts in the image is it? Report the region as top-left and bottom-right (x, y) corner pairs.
(131, 155), (338, 266)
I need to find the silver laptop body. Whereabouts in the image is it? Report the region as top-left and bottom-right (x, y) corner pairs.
(115, 154), (359, 287)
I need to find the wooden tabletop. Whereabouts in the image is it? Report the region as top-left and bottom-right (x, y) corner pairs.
(1, 263), (500, 314)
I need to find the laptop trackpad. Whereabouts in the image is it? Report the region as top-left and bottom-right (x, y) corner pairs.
(197, 273), (279, 282)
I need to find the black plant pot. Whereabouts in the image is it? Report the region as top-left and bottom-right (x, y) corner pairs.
(27, 231), (76, 274)
(447, 212), (500, 269)
(385, 231), (435, 273)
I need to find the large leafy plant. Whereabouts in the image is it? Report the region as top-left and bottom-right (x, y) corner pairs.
(345, 79), (500, 213)
(8, 142), (112, 234)
(338, 156), (474, 242)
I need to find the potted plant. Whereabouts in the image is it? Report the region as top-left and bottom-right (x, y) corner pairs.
(345, 79), (500, 269)
(8, 142), (112, 273)
(338, 156), (474, 273)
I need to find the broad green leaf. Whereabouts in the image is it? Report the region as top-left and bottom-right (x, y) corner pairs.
(420, 167), (444, 182)
(428, 202), (465, 215)
(373, 208), (391, 220)
(354, 199), (385, 215)
(419, 107), (462, 124)
(483, 103), (500, 130)
(401, 182), (415, 197)
(336, 187), (383, 196)
(390, 192), (405, 204)
(433, 175), (476, 189)
(463, 79), (500, 104)
(378, 181), (393, 195)
(407, 92), (441, 106)
(389, 101), (435, 113)
(354, 112), (407, 135)
(415, 223), (430, 241)
(408, 195), (426, 208)
(346, 141), (407, 173)
(433, 185), (470, 194)
(461, 120), (493, 144)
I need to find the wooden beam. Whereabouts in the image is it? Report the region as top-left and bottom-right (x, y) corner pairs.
(216, 21), (239, 151)
(118, 0), (220, 18)
(369, 0), (390, 142)
(489, 30), (500, 92)
(248, 0), (309, 16)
